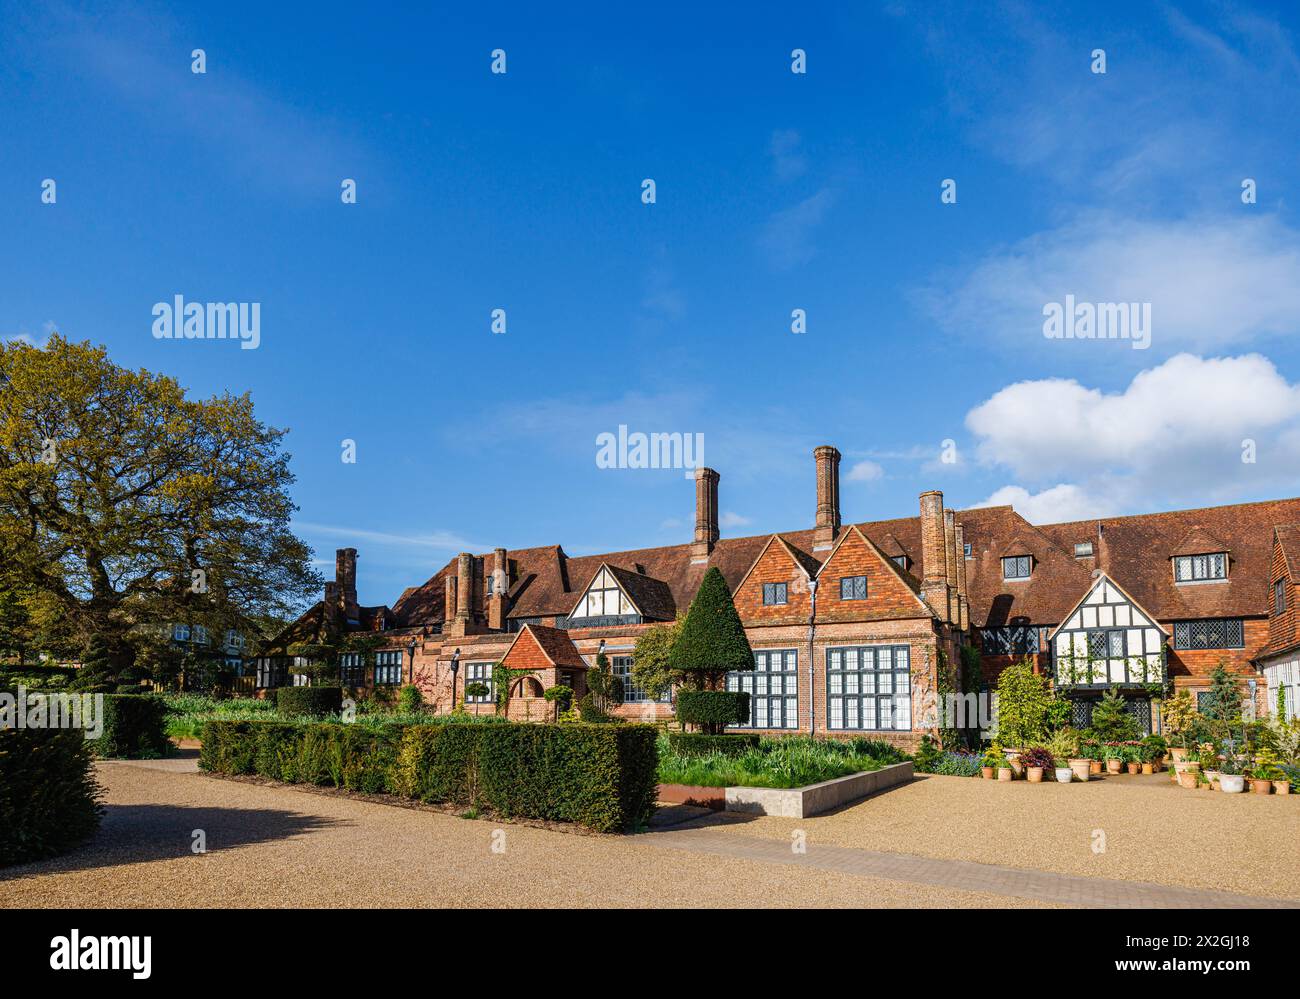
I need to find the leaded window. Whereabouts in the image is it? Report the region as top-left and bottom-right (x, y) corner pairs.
(465, 661), (493, 702)
(1002, 555), (1031, 580)
(826, 645), (911, 731)
(374, 650), (403, 686)
(255, 657), (289, 689)
(979, 626), (1040, 655)
(173, 623), (190, 641)
(339, 653), (365, 686)
(1086, 629), (1125, 659)
(1074, 542), (1094, 557)
(573, 567), (636, 620)
(1173, 618), (1244, 650)
(839, 575), (867, 601)
(611, 655), (670, 704)
(1174, 553), (1226, 582)
(1276, 579), (1286, 616)
(762, 582), (788, 606)
(727, 649), (798, 729)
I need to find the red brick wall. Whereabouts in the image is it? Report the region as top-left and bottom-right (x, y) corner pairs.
(815, 530), (927, 624)
(1165, 617), (1266, 681)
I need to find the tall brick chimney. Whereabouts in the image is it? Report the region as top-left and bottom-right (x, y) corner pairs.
(944, 510), (959, 625)
(456, 553), (473, 623)
(335, 548), (358, 607)
(813, 445), (841, 551)
(488, 547), (508, 630)
(443, 575), (457, 625)
(954, 523), (970, 632)
(920, 491), (950, 619)
(690, 467), (720, 563)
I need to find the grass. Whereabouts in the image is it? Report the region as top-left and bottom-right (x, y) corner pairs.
(657, 735), (907, 789)
(162, 694), (508, 741)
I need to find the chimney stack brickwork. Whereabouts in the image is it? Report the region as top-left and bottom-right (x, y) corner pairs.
(813, 446), (842, 551)
(920, 490), (949, 620)
(488, 548), (508, 630)
(954, 523), (970, 632)
(691, 468), (721, 562)
(443, 576), (457, 624)
(944, 510), (959, 625)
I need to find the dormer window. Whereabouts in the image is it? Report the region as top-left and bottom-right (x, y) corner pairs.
(891, 554), (909, 570)
(1074, 542), (1094, 558)
(576, 567), (634, 618)
(1002, 555), (1032, 580)
(762, 582), (788, 606)
(1174, 553), (1226, 583)
(963, 543), (972, 559)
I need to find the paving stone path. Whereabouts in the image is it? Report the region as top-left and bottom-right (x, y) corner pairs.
(646, 827), (1299, 909)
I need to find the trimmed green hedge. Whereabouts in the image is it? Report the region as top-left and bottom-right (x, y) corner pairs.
(1, 727), (103, 866)
(666, 732), (760, 757)
(275, 686), (343, 717)
(676, 690), (750, 728)
(90, 694), (171, 759)
(200, 719), (659, 832)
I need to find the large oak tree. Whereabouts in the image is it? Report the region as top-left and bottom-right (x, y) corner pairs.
(0, 335), (321, 673)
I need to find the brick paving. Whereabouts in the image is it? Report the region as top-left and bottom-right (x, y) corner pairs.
(645, 827), (1298, 908)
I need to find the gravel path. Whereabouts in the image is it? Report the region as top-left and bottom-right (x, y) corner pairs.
(687, 772), (1300, 901)
(0, 762), (1048, 909)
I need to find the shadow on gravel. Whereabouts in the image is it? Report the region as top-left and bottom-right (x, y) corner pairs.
(0, 804), (346, 879)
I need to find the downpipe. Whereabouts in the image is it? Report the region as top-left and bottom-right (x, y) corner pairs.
(807, 578), (817, 736)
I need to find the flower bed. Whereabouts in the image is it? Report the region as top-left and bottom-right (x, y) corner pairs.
(657, 735), (905, 790)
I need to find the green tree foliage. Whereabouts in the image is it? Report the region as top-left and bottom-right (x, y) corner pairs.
(993, 659), (1056, 746)
(668, 567), (754, 690)
(1088, 686), (1140, 741)
(0, 336), (321, 678)
(1202, 661), (1243, 722)
(631, 615), (683, 699)
(586, 651), (625, 714)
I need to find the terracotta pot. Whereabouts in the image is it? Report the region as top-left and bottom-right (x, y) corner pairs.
(1170, 746), (1187, 761)
(1068, 759), (1091, 782)
(1126, 762), (1141, 775)
(1178, 772), (1197, 789)
(997, 767), (1014, 782)
(1089, 760), (1103, 775)
(1250, 779), (1273, 795)
(1004, 752), (1024, 778)
(1273, 781), (1291, 795)
(1141, 763), (1154, 775)
(1106, 758), (1123, 774)
(1027, 766), (1044, 783)
(981, 767), (994, 780)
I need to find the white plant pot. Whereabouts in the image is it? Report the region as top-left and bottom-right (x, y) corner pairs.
(1055, 768), (1074, 784)
(1219, 774), (1245, 794)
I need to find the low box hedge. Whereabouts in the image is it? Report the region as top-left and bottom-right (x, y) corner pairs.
(675, 690), (750, 729)
(1, 727), (103, 867)
(200, 719), (659, 832)
(90, 694), (171, 759)
(666, 732), (760, 757)
(275, 686), (343, 718)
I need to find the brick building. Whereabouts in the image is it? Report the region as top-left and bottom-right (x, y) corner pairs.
(255, 445), (1300, 747)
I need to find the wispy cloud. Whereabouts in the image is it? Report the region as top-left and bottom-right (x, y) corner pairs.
(758, 187), (835, 270)
(768, 129), (807, 182)
(293, 521), (485, 553)
(845, 459), (883, 482)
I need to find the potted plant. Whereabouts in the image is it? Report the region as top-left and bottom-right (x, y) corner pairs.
(1136, 743), (1155, 775)
(1047, 729), (1087, 782)
(1125, 744), (1142, 775)
(996, 750), (1015, 781)
(1141, 733), (1168, 771)
(1020, 747), (1053, 783)
(980, 745), (1001, 780)
(1249, 752), (1279, 795)
(1217, 755), (1245, 794)
(1104, 744), (1124, 775)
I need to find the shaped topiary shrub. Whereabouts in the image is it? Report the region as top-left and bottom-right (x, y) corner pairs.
(275, 686), (343, 718)
(1, 727), (103, 867)
(666, 732), (760, 757)
(676, 690), (750, 732)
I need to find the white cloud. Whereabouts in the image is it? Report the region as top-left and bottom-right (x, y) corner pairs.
(964, 352), (1300, 519)
(923, 214), (1300, 354)
(719, 511), (752, 528)
(769, 129), (807, 182)
(845, 459), (884, 482)
(758, 187), (835, 270)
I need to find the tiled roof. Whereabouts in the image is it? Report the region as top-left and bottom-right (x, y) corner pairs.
(520, 624), (589, 670)
(387, 496), (1300, 633)
(605, 564), (677, 621)
(1274, 525), (1300, 583)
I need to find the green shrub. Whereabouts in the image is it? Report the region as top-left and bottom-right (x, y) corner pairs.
(90, 694), (171, 759)
(0, 727), (103, 866)
(200, 719), (658, 832)
(676, 690), (750, 731)
(669, 567), (755, 697)
(397, 684), (423, 713)
(275, 686), (343, 718)
(666, 732), (760, 757)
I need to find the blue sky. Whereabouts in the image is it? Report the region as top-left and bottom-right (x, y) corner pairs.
(6, 1), (1300, 607)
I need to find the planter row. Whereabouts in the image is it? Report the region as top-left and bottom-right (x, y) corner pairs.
(1169, 760), (1292, 795)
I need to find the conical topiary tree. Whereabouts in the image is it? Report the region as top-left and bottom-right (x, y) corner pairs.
(669, 567), (754, 690)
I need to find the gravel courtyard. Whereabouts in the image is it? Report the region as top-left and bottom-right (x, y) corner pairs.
(2, 761), (1296, 908)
